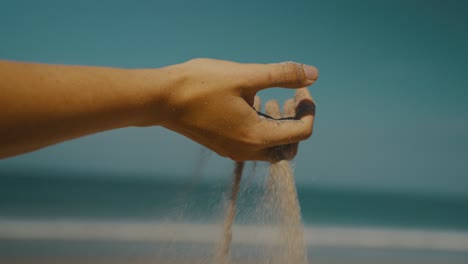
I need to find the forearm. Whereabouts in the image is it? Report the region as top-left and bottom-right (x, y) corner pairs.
(0, 60), (166, 158)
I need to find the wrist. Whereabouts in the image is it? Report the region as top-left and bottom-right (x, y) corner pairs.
(127, 65), (186, 127)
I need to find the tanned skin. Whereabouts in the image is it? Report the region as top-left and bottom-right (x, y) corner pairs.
(0, 59), (318, 161)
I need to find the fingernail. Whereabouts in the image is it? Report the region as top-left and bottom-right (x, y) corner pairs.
(303, 65), (318, 81)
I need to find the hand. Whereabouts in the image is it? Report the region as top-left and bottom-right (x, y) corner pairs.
(153, 58), (318, 162)
(0, 59), (317, 159)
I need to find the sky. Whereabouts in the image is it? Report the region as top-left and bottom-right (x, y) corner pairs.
(1, 0), (467, 197)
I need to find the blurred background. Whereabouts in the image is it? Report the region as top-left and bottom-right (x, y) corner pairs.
(1, 0), (467, 263)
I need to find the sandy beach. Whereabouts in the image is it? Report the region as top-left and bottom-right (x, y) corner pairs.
(1, 221), (468, 264)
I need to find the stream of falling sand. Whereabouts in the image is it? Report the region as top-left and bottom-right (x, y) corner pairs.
(216, 98), (308, 264)
(216, 161), (244, 264)
(267, 160), (308, 264)
(264, 99), (308, 264)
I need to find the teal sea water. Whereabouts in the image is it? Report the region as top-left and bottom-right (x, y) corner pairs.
(1, 166), (467, 231)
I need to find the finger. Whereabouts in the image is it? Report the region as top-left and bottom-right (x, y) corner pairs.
(294, 87), (316, 119)
(265, 100), (281, 119)
(283, 99), (296, 117)
(253, 96), (261, 111)
(241, 62), (318, 92)
(253, 92), (315, 147)
(253, 116), (313, 147)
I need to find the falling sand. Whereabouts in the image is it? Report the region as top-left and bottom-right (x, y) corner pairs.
(216, 97), (308, 264)
(216, 161), (244, 264)
(266, 160), (308, 264)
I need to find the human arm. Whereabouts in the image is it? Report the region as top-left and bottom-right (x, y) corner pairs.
(0, 58), (318, 161)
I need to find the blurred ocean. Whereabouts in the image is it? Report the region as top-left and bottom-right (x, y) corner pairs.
(1, 166), (467, 229)
(1, 166), (467, 263)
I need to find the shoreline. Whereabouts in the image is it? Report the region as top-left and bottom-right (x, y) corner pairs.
(1, 219), (467, 252)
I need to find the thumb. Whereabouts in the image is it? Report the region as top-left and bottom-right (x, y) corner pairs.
(242, 62), (318, 91)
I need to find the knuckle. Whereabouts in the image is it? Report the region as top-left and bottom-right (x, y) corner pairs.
(265, 70), (276, 86)
(241, 75), (258, 91)
(281, 62), (304, 86)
